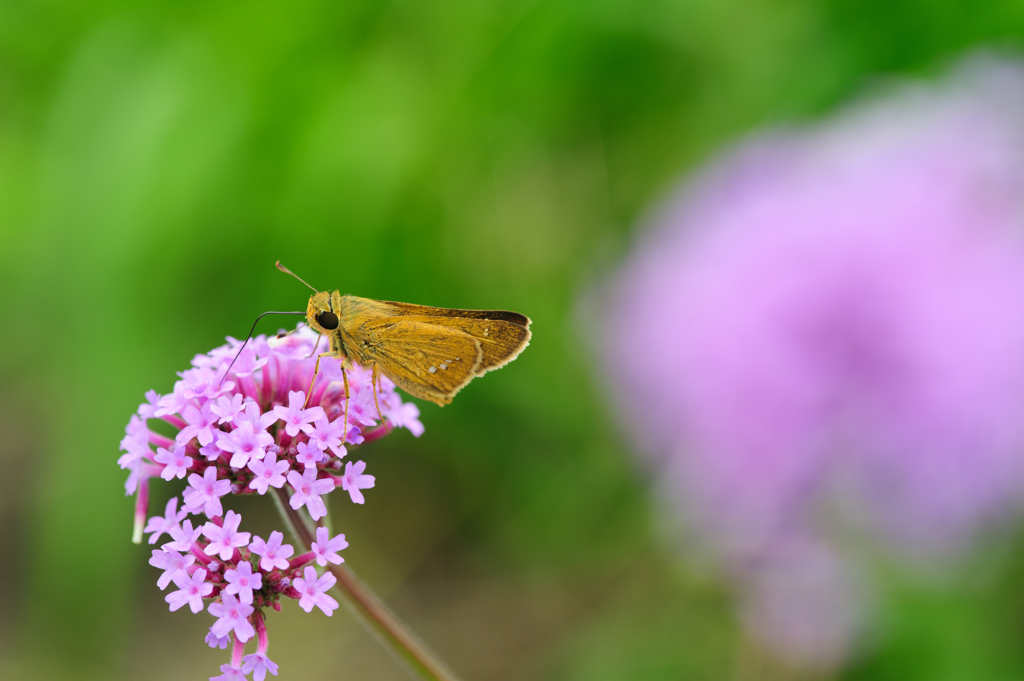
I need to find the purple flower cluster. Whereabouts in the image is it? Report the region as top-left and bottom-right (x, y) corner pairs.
(599, 59), (1024, 667)
(118, 326), (422, 679)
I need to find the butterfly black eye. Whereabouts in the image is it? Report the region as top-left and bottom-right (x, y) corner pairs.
(317, 311), (339, 330)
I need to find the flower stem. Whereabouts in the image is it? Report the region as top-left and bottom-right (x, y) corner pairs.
(272, 487), (462, 681)
(231, 634), (245, 668)
(131, 476), (150, 544)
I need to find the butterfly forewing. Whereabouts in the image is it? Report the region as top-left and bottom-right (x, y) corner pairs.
(351, 318), (483, 405)
(379, 300), (530, 328)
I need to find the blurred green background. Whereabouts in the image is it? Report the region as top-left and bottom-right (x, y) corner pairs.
(6, 1), (1024, 679)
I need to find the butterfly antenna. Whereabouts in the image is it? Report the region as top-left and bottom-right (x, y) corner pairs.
(218, 310), (307, 388)
(276, 261), (318, 293)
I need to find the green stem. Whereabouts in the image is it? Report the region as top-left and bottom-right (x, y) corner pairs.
(272, 487), (462, 681)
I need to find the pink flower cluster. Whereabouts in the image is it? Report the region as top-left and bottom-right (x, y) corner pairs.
(118, 326), (423, 679)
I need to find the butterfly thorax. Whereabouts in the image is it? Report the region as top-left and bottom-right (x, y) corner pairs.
(305, 291), (407, 366)
(336, 295), (407, 365)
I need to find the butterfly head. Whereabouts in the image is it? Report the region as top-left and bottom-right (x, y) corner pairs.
(306, 290), (340, 334)
(275, 261), (337, 333)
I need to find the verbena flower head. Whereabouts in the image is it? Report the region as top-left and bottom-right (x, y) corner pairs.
(599, 58), (1024, 668)
(118, 325), (422, 678)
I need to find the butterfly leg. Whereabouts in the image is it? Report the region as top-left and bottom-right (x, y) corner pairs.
(340, 364), (350, 447)
(276, 323), (307, 341)
(304, 350), (339, 409)
(304, 332), (323, 359)
(370, 363), (390, 432)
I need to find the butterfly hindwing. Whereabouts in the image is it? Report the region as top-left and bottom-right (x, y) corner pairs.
(381, 315), (530, 375)
(349, 318), (483, 405)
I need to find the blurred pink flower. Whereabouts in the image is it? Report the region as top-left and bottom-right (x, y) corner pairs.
(600, 57), (1024, 667)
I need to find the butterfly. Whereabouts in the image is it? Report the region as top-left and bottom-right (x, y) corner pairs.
(273, 262), (531, 412)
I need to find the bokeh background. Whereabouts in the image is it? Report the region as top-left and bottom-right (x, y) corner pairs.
(7, 1), (1024, 680)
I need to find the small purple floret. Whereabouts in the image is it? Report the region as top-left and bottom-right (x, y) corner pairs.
(184, 467), (231, 518)
(219, 421), (274, 469)
(295, 441), (324, 470)
(166, 568), (213, 613)
(292, 566), (339, 615)
(339, 460), (375, 505)
(311, 526), (348, 567)
(286, 468), (334, 520)
(206, 630), (230, 650)
(210, 663), (248, 681)
(178, 400), (220, 447)
(224, 560), (263, 605)
(242, 652), (279, 681)
(165, 518), (202, 552)
(149, 548), (195, 590)
(272, 391), (325, 437)
(249, 531), (294, 572)
(155, 444), (193, 481)
(209, 593), (255, 642)
(143, 497), (187, 545)
(210, 393), (247, 424)
(247, 453), (289, 495)
(203, 510), (251, 560)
